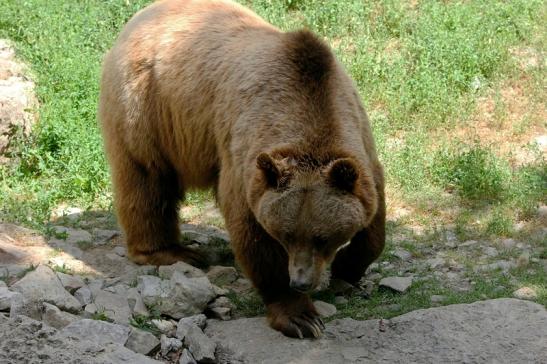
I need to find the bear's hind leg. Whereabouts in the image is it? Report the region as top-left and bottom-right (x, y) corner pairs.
(110, 151), (205, 267)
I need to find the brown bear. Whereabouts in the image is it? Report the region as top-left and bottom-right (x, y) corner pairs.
(99, 0), (385, 339)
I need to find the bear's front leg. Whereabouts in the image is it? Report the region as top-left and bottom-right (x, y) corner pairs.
(228, 212), (324, 338)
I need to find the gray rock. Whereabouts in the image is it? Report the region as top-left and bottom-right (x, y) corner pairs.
(74, 286), (93, 306)
(517, 251), (530, 267)
(425, 258), (445, 269)
(10, 265), (81, 313)
(359, 280), (375, 298)
(0, 315), (161, 363)
(206, 299), (547, 363)
(206, 265), (238, 286)
(158, 261), (205, 279)
(56, 272), (85, 293)
(125, 328), (160, 355)
(183, 323), (216, 363)
(501, 238), (517, 249)
(0, 281), (5, 288)
(60, 319), (130, 346)
(208, 296), (235, 310)
(392, 249), (412, 261)
(484, 246), (499, 257)
(179, 348), (197, 364)
(512, 287), (537, 300)
(93, 290), (132, 325)
(379, 276), (413, 293)
(0, 287), (22, 311)
(127, 287), (149, 317)
(314, 300), (337, 318)
(460, 240), (478, 248)
(177, 314), (207, 339)
(334, 296), (348, 305)
(212, 284), (230, 296)
(160, 334), (182, 356)
(430, 295), (446, 304)
(139, 272), (215, 319)
(113, 246), (127, 257)
(41, 302), (79, 329)
(151, 319), (176, 335)
(50, 226), (92, 245)
(538, 205), (547, 219)
(88, 278), (105, 296)
(91, 228), (120, 244)
(474, 260), (516, 273)
(209, 307), (231, 320)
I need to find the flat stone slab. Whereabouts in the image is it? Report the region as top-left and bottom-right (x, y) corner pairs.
(206, 299), (547, 364)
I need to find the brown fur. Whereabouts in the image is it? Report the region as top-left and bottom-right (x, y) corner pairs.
(99, 0), (385, 338)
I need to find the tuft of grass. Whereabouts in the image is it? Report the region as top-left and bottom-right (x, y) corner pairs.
(51, 263), (72, 274)
(130, 315), (161, 335)
(92, 309), (112, 322)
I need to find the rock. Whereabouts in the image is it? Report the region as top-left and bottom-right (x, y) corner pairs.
(226, 277), (252, 294)
(314, 300), (337, 318)
(392, 248), (412, 261)
(212, 285), (229, 296)
(0, 281), (5, 288)
(501, 238), (517, 249)
(208, 296), (235, 310)
(93, 290), (132, 324)
(483, 246), (499, 257)
(0, 287), (22, 311)
(517, 252), (530, 267)
(83, 303), (98, 317)
(460, 240), (478, 248)
(365, 272), (382, 281)
(538, 205), (547, 219)
(177, 314), (207, 338)
(127, 287), (149, 317)
(512, 287), (537, 300)
(74, 286), (93, 306)
(10, 265), (81, 313)
(206, 265), (238, 286)
(385, 304), (402, 311)
(50, 226), (92, 245)
(60, 319), (130, 346)
(56, 272), (85, 293)
(158, 261), (205, 279)
(430, 295), (446, 304)
(334, 296), (348, 305)
(139, 272), (215, 319)
(209, 307), (231, 320)
(183, 323), (216, 363)
(379, 276), (413, 293)
(0, 315), (161, 363)
(160, 334), (182, 356)
(206, 299), (547, 363)
(0, 39), (36, 162)
(425, 258), (444, 269)
(179, 348), (197, 364)
(91, 228), (120, 244)
(359, 280), (375, 298)
(113, 246), (127, 257)
(87, 278), (105, 296)
(41, 302), (78, 329)
(151, 319), (176, 335)
(126, 328), (160, 355)
(474, 260), (516, 273)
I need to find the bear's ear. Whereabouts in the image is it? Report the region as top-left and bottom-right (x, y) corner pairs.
(327, 158), (358, 192)
(256, 153), (280, 188)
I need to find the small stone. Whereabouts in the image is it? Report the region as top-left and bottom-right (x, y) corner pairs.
(180, 229), (211, 245)
(474, 260), (516, 273)
(206, 266), (238, 286)
(158, 262), (205, 280)
(226, 278), (252, 294)
(359, 280), (374, 298)
(183, 324), (216, 363)
(10, 265), (81, 313)
(151, 319), (176, 335)
(501, 238), (517, 250)
(512, 287), (537, 300)
(460, 240), (478, 248)
(430, 295), (446, 304)
(60, 319), (131, 346)
(365, 272), (382, 282)
(88, 278), (105, 296)
(314, 300), (337, 318)
(50, 226), (92, 245)
(177, 314), (207, 339)
(127, 288), (149, 317)
(179, 349), (197, 364)
(113, 246), (127, 257)
(209, 307), (231, 320)
(92, 228), (119, 244)
(125, 328), (160, 355)
(208, 296), (235, 310)
(517, 252), (530, 268)
(212, 285), (229, 296)
(537, 205), (547, 219)
(84, 303), (98, 317)
(379, 276), (413, 293)
(56, 272), (85, 293)
(160, 334), (182, 356)
(425, 258), (444, 269)
(484, 247), (499, 257)
(392, 249), (412, 261)
(74, 286), (93, 306)
(93, 290), (132, 325)
(334, 296), (348, 305)
(41, 302), (78, 329)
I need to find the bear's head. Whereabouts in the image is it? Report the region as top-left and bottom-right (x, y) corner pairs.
(248, 151), (378, 293)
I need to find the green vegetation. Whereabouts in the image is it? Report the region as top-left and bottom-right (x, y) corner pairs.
(0, 0), (545, 315)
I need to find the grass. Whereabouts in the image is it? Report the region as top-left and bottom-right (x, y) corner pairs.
(0, 0), (545, 315)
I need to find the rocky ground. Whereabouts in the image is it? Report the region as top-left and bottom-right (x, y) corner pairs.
(1, 209), (546, 363)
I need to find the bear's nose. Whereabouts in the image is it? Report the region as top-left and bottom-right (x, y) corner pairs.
(289, 279), (312, 292)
